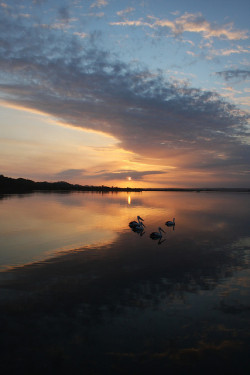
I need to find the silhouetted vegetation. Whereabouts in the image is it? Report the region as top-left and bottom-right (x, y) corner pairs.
(0, 174), (249, 194)
(0, 175), (142, 193)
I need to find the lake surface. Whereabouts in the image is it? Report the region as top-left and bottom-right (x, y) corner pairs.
(0, 191), (249, 374)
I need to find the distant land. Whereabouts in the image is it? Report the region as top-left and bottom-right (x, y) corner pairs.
(0, 175), (249, 193)
(0, 175), (143, 193)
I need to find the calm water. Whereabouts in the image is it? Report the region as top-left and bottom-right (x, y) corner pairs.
(0, 191), (249, 374)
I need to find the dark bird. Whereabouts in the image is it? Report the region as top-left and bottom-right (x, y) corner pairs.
(150, 227), (165, 239)
(166, 218), (175, 226)
(129, 216), (145, 229)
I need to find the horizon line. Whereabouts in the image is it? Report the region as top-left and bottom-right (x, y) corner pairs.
(1, 174), (249, 192)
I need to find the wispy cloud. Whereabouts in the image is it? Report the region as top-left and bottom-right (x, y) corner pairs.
(110, 19), (153, 28)
(90, 0), (108, 9)
(81, 12), (105, 18)
(73, 32), (88, 39)
(222, 87), (242, 94)
(188, 46), (250, 62)
(19, 13), (31, 19)
(111, 12), (249, 41)
(209, 46), (250, 57)
(117, 7), (135, 17)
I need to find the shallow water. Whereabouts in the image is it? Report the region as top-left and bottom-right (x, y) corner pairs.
(0, 191), (249, 374)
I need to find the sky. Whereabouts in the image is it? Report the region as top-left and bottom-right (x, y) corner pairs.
(0, 0), (250, 188)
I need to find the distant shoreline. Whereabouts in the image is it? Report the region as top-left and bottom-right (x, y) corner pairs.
(0, 174), (249, 193)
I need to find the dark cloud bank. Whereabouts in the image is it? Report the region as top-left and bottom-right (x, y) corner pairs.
(216, 69), (250, 81)
(0, 8), (249, 185)
(55, 168), (166, 182)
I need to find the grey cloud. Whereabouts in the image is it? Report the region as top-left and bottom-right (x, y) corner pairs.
(58, 6), (70, 23)
(33, 0), (48, 3)
(54, 169), (87, 180)
(0, 11), (249, 183)
(54, 169), (165, 182)
(92, 170), (166, 181)
(216, 69), (250, 81)
(32, 0), (48, 4)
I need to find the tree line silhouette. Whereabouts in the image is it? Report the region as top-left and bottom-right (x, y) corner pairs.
(0, 175), (142, 193)
(1, 174), (249, 193)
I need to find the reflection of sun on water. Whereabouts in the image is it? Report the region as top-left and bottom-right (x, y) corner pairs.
(127, 195), (131, 205)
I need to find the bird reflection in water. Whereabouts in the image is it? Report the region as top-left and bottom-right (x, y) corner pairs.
(157, 237), (166, 244)
(132, 225), (145, 236)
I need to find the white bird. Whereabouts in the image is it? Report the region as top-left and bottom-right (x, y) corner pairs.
(166, 218), (175, 226)
(129, 216), (145, 228)
(150, 227), (165, 239)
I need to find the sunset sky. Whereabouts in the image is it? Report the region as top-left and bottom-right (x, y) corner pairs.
(0, 0), (249, 188)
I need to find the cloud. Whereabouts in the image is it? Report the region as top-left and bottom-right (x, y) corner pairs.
(209, 46), (250, 57)
(111, 12), (249, 41)
(53, 168), (166, 183)
(0, 10), (249, 183)
(32, 0), (48, 4)
(117, 8), (135, 17)
(58, 6), (70, 24)
(19, 13), (31, 19)
(73, 32), (88, 39)
(216, 69), (250, 81)
(110, 19), (152, 28)
(90, 0), (108, 9)
(90, 169), (166, 181)
(54, 169), (87, 180)
(186, 46), (250, 63)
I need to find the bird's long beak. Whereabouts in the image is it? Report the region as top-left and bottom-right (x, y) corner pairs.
(139, 216), (144, 221)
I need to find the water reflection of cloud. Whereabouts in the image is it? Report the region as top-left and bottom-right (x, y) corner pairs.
(1, 191), (250, 271)
(1, 202), (249, 374)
